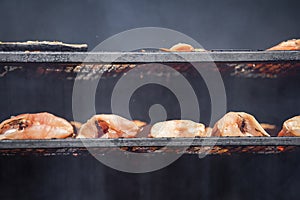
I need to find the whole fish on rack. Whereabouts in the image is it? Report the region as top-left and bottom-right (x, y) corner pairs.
(149, 120), (207, 137)
(0, 112), (74, 139)
(267, 39), (300, 51)
(278, 116), (300, 136)
(77, 114), (140, 138)
(212, 112), (270, 137)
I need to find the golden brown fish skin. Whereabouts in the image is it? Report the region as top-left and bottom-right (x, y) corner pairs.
(160, 43), (195, 52)
(267, 39), (300, 51)
(169, 43), (195, 52)
(0, 112), (74, 140)
(278, 116), (300, 137)
(211, 112), (270, 137)
(77, 114), (140, 139)
(149, 120), (206, 138)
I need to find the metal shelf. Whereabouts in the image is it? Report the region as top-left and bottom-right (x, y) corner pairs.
(0, 137), (299, 156)
(0, 51), (299, 63)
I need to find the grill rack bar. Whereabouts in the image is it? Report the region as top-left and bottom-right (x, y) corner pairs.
(0, 51), (299, 63)
(2, 137), (300, 148)
(0, 137), (299, 156)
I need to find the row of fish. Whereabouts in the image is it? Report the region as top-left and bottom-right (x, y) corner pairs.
(0, 111), (299, 140)
(161, 39), (300, 52)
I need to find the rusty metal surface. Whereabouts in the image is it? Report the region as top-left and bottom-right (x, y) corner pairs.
(0, 137), (298, 156)
(0, 61), (299, 80)
(231, 61), (300, 78)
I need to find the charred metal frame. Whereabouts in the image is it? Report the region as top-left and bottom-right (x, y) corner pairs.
(0, 50), (299, 155)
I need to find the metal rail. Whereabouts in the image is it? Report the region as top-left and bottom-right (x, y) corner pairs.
(1, 137), (300, 148)
(0, 138), (299, 156)
(0, 51), (299, 63)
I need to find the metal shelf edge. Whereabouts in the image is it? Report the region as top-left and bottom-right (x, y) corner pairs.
(0, 137), (300, 149)
(0, 51), (299, 63)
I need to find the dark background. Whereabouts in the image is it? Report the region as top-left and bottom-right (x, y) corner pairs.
(0, 0), (300, 200)
(1, 0), (300, 50)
